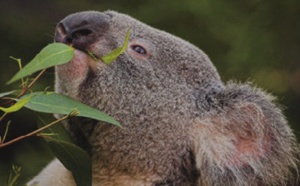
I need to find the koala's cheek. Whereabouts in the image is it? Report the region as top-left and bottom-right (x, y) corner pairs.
(55, 49), (93, 98)
(56, 50), (90, 82)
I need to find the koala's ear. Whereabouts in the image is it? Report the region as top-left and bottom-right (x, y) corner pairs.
(194, 102), (269, 167)
(192, 85), (298, 185)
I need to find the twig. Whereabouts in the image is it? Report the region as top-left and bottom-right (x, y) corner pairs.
(27, 69), (47, 90)
(0, 113), (8, 122)
(0, 69), (47, 122)
(17, 69), (47, 98)
(2, 121), (11, 142)
(10, 56), (25, 88)
(36, 134), (57, 141)
(0, 114), (70, 148)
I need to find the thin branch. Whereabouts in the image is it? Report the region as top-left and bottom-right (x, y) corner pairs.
(2, 121), (11, 142)
(0, 113), (8, 122)
(10, 56), (25, 88)
(16, 69), (47, 98)
(0, 114), (70, 148)
(0, 69), (47, 122)
(27, 69), (47, 90)
(36, 134), (57, 141)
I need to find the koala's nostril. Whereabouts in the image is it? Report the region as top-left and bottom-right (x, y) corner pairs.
(55, 24), (93, 44)
(66, 36), (73, 44)
(55, 11), (110, 46)
(72, 29), (93, 39)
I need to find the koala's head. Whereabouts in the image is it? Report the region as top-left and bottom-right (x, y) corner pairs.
(53, 11), (229, 178)
(54, 11), (223, 112)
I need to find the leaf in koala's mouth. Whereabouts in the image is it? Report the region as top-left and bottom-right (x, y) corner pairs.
(87, 51), (99, 61)
(101, 29), (130, 65)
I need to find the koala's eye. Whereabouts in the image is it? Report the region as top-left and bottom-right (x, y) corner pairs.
(128, 42), (150, 59)
(131, 45), (147, 55)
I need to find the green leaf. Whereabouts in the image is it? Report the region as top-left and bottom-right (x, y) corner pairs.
(101, 29), (130, 65)
(23, 92), (120, 126)
(0, 96), (31, 113)
(0, 90), (15, 99)
(47, 140), (91, 186)
(7, 43), (74, 84)
(36, 113), (91, 186)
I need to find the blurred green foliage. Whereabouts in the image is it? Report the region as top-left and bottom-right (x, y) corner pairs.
(0, 0), (299, 185)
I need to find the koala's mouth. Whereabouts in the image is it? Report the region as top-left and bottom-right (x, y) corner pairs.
(55, 22), (103, 64)
(73, 47), (101, 62)
(84, 49), (101, 61)
(71, 48), (101, 71)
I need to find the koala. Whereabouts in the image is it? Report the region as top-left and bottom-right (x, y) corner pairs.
(28, 11), (299, 186)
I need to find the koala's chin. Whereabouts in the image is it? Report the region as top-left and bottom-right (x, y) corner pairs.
(28, 10), (299, 186)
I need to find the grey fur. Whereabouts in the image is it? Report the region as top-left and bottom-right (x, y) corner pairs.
(28, 11), (299, 186)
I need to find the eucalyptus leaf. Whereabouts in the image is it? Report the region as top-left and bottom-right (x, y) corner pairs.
(23, 92), (120, 126)
(36, 112), (90, 186)
(7, 43), (74, 84)
(47, 140), (92, 186)
(0, 96), (31, 113)
(101, 29), (130, 65)
(0, 90), (15, 99)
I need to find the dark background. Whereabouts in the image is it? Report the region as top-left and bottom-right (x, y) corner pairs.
(0, 0), (299, 185)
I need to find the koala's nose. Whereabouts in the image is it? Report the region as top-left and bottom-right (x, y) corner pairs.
(54, 11), (110, 49)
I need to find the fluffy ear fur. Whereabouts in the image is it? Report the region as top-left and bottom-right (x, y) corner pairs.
(192, 83), (299, 186)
